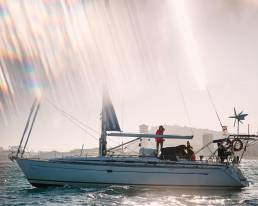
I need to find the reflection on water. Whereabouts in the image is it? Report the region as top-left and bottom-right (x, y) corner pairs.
(0, 159), (258, 205)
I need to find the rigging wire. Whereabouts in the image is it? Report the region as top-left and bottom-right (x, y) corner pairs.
(174, 70), (194, 135)
(45, 98), (123, 146)
(46, 98), (99, 135)
(206, 88), (223, 130)
(45, 98), (99, 141)
(112, 137), (143, 155)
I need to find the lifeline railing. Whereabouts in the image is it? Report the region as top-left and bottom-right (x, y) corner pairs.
(195, 134), (258, 164)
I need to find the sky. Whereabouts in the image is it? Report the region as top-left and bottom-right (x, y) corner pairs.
(1, 0), (258, 151)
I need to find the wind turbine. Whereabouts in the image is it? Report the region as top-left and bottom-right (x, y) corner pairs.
(229, 108), (248, 135)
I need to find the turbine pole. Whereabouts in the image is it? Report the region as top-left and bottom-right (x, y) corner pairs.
(237, 120), (239, 136)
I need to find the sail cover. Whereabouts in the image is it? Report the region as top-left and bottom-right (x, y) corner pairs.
(102, 90), (121, 132)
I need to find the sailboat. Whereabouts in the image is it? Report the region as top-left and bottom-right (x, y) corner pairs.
(10, 91), (251, 188)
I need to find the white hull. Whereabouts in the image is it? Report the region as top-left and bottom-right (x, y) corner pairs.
(16, 157), (248, 188)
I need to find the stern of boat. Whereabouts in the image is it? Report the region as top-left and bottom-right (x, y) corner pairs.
(226, 164), (249, 188)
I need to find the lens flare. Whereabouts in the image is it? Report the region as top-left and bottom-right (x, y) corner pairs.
(0, 81), (8, 94)
(22, 62), (44, 99)
(244, 0), (258, 6)
(170, 0), (206, 90)
(0, 49), (44, 103)
(0, 0), (7, 18)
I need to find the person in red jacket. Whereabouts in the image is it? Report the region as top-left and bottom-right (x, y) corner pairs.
(155, 125), (165, 155)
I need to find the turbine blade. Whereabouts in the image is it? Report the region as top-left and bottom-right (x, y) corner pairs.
(234, 107), (237, 116)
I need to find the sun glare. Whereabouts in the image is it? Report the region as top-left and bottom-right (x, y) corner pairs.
(169, 0), (206, 91)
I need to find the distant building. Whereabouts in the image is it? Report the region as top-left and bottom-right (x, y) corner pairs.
(139, 124), (151, 148)
(139, 124), (148, 134)
(202, 133), (214, 156)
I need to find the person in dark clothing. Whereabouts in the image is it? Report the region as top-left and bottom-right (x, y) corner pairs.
(186, 141), (195, 161)
(186, 141), (193, 150)
(217, 142), (226, 163)
(155, 125), (165, 155)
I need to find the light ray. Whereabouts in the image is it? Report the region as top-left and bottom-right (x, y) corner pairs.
(170, 0), (206, 90)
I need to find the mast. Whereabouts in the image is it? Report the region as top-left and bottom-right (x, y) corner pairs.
(99, 89), (121, 156)
(99, 101), (107, 156)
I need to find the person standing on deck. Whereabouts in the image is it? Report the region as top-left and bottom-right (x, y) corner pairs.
(186, 141), (196, 161)
(155, 125), (165, 155)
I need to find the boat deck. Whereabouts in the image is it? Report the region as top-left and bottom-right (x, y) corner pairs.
(35, 155), (228, 168)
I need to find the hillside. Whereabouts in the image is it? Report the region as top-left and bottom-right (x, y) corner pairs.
(1, 125), (258, 160)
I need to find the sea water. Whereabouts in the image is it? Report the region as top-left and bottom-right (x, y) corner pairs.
(0, 160), (258, 206)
